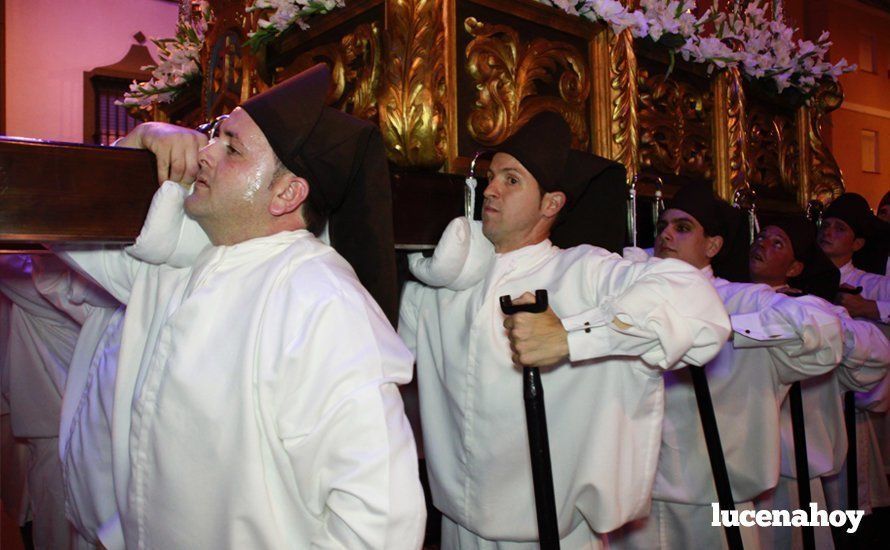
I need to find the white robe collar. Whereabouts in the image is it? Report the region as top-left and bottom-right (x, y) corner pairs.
(494, 238), (554, 267)
(193, 230), (313, 271)
(698, 264), (716, 282)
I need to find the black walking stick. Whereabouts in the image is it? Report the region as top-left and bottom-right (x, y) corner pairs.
(500, 289), (560, 549)
(788, 383), (815, 547)
(689, 366), (745, 550)
(789, 382), (816, 550)
(844, 391), (859, 549)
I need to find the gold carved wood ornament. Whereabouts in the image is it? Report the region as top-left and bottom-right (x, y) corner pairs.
(803, 79), (845, 204)
(463, 16), (590, 150)
(287, 22), (383, 121)
(746, 102), (799, 193)
(378, 0), (448, 169)
(725, 66), (749, 194)
(203, 0), (264, 119)
(608, 28), (639, 183)
(637, 59), (713, 180)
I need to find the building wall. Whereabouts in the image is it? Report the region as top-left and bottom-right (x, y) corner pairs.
(823, 0), (890, 208)
(4, 0), (178, 143)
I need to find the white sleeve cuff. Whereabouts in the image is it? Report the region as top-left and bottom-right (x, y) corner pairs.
(877, 301), (890, 324)
(562, 309), (611, 362)
(730, 311), (797, 345)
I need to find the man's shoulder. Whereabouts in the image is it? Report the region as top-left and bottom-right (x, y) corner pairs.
(271, 239), (370, 307)
(715, 279), (771, 299)
(552, 243), (618, 265)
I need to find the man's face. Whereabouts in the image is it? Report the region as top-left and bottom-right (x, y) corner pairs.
(818, 217), (863, 262)
(482, 152), (555, 253)
(654, 209), (719, 269)
(749, 226), (801, 286)
(185, 107), (279, 244)
(878, 203), (890, 223)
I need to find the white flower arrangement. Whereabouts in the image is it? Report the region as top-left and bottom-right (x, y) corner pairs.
(121, 0), (853, 109)
(245, 0), (346, 51)
(637, 0), (711, 43)
(119, 1), (213, 109)
(541, 0), (853, 100)
(715, 1), (853, 96)
(537, 0), (647, 36)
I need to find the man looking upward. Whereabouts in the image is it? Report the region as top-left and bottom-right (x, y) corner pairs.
(746, 216), (889, 549)
(56, 64), (426, 549)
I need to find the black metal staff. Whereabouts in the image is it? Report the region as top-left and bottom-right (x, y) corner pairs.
(789, 382), (816, 550)
(500, 289), (560, 550)
(689, 366), (745, 550)
(844, 391), (859, 550)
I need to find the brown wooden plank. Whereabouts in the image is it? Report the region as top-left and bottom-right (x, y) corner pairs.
(0, 138), (463, 248)
(0, 138), (158, 243)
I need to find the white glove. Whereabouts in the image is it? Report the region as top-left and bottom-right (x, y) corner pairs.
(125, 181), (211, 268)
(408, 216), (494, 290)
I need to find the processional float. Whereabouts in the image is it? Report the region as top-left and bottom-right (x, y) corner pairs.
(1, 0), (846, 250)
(0, 2), (851, 547)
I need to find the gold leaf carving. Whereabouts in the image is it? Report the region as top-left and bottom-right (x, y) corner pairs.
(746, 103), (798, 191)
(609, 28), (639, 183)
(806, 80), (845, 202)
(464, 17), (590, 149)
(637, 62), (713, 179)
(202, 1), (262, 118)
(378, 0), (447, 168)
(287, 22), (383, 121)
(206, 30), (246, 116)
(725, 66), (748, 192)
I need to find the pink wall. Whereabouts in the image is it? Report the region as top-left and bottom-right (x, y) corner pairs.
(4, 0), (178, 143)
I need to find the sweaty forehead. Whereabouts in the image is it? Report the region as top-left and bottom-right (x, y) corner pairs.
(220, 108), (273, 153)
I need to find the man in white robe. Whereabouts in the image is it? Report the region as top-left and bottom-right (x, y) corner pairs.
(745, 216), (889, 549)
(818, 193), (889, 326)
(0, 254), (80, 549)
(599, 185), (845, 549)
(26, 261), (125, 549)
(55, 64), (425, 549)
(818, 193), (890, 526)
(400, 113), (732, 549)
(1, 292), (31, 540)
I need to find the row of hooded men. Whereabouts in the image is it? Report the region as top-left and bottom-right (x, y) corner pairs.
(1, 64), (889, 549)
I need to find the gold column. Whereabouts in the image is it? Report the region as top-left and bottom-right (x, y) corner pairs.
(607, 28), (639, 184)
(379, 0), (449, 169)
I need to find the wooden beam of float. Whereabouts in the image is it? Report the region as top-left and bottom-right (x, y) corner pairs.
(0, 137), (463, 248)
(0, 138), (157, 243)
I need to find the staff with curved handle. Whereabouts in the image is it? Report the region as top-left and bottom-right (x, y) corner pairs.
(500, 289), (560, 550)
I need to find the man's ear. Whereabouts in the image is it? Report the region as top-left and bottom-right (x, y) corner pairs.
(786, 259), (804, 279)
(705, 235), (724, 259)
(852, 236), (866, 253)
(269, 173), (309, 217)
(541, 191), (567, 219)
